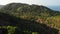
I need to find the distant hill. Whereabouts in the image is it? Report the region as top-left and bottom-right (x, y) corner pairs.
(0, 3), (60, 18)
(0, 5), (4, 9)
(47, 6), (60, 11)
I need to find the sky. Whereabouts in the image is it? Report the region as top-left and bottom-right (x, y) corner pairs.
(0, 0), (60, 6)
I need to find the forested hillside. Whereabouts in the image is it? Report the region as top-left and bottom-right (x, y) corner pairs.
(0, 3), (60, 34)
(0, 11), (59, 34)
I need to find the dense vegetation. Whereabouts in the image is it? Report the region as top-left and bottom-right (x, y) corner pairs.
(0, 3), (60, 34)
(0, 12), (59, 34)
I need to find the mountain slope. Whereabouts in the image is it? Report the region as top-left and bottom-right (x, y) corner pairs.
(0, 3), (60, 24)
(0, 3), (60, 34)
(0, 12), (59, 34)
(0, 3), (60, 23)
(0, 3), (60, 17)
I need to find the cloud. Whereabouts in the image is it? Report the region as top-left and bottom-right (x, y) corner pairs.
(0, 0), (60, 6)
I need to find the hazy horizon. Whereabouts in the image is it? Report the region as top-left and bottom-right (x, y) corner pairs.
(0, 0), (60, 6)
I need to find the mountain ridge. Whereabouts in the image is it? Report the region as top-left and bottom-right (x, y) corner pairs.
(0, 3), (60, 16)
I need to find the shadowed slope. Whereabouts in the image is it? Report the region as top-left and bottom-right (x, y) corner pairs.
(0, 12), (59, 34)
